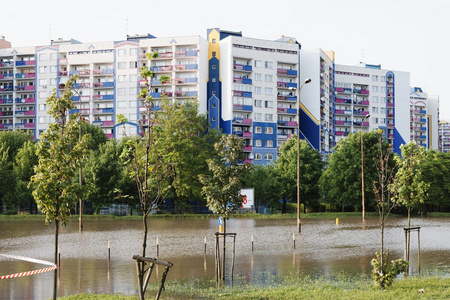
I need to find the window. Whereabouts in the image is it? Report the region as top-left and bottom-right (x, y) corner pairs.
(212, 78), (216, 82)
(38, 116), (47, 124)
(129, 74), (137, 82)
(212, 51), (216, 57)
(118, 49), (126, 56)
(265, 114), (273, 121)
(212, 39), (217, 43)
(38, 104), (46, 111)
(129, 101), (137, 108)
(49, 65), (57, 73)
(254, 87), (262, 94)
(255, 140), (262, 147)
(39, 91), (47, 99)
(380, 86), (386, 93)
(50, 53), (57, 60)
(128, 113), (137, 121)
(265, 88), (273, 95)
(372, 96), (378, 103)
(265, 74), (273, 82)
(264, 153), (273, 160)
(372, 86), (378, 92)
(380, 107), (386, 114)
(255, 126), (262, 133)
(212, 103), (217, 108)
(39, 54), (48, 61)
(265, 127), (273, 134)
(372, 75), (378, 81)
(118, 62), (127, 69)
(130, 48), (138, 56)
(372, 107), (378, 113)
(265, 140), (273, 147)
(129, 87), (137, 95)
(265, 61), (273, 69)
(39, 66), (47, 73)
(254, 100), (262, 107)
(380, 118), (386, 124)
(118, 101), (127, 108)
(212, 64), (216, 69)
(50, 78), (56, 86)
(254, 73), (262, 81)
(118, 75), (127, 82)
(264, 101), (273, 108)
(373, 117), (379, 124)
(254, 60), (262, 68)
(380, 76), (386, 82)
(254, 153), (262, 160)
(129, 61), (137, 69)
(118, 88), (127, 96)
(380, 97), (386, 104)
(39, 79), (47, 86)
(254, 113), (262, 120)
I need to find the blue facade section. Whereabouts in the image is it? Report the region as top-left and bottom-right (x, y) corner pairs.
(299, 109), (320, 149)
(393, 128), (406, 154)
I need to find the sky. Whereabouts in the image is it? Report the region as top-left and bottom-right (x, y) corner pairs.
(3, 0), (449, 120)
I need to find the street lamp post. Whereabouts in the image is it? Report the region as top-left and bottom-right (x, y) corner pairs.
(361, 113), (370, 221)
(296, 78), (311, 233)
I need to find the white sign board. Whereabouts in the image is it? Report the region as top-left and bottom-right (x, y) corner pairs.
(240, 188), (254, 209)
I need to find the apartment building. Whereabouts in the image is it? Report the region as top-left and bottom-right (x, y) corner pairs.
(439, 120), (450, 152)
(334, 63), (410, 154)
(299, 48), (335, 156)
(206, 29), (301, 165)
(410, 87), (439, 150)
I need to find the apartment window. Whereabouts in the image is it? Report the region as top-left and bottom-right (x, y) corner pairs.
(372, 86), (378, 92)
(212, 39), (217, 43)
(265, 88), (273, 95)
(130, 48), (138, 56)
(50, 78), (56, 86)
(38, 104), (46, 111)
(372, 107), (378, 113)
(254, 73), (262, 81)
(265, 61), (273, 69)
(118, 49), (126, 56)
(118, 75), (127, 82)
(265, 140), (273, 147)
(117, 101), (127, 108)
(38, 116), (47, 124)
(265, 114), (273, 121)
(129, 101), (137, 108)
(212, 78), (216, 82)
(254, 153), (262, 160)
(373, 117), (379, 124)
(372, 96), (379, 103)
(380, 118), (386, 124)
(118, 62), (127, 69)
(254, 60), (262, 68)
(50, 53), (57, 60)
(380, 86), (386, 93)
(265, 74), (273, 82)
(372, 75), (378, 81)
(129, 113), (137, 121)
(118, 88), (127, 96)
(39, 79), (47, 86)
(129, 87), (137, 95)
(254, 100), (262, 107)
(255, 139), (262, 147)
(50, 66), (57, 73)
(212, 51), (216, 57)
(264, 101), (273, 108)
(129, 74), (137, 82)
(265, 127), (273, 134)
(380, 97), (386, 104)
(39, 66), (47, 73)
(254, 87), (262, 94)
(380, 76), (386, 82)
(129, 61), (137, 69)
(380, 107), (386, 114)
(255, 126), (262, 134)
(39, 54), (48, 61)
(39, 91), (47, 99)
(264, 153), (273, 160)
(254, 113), (262, 120)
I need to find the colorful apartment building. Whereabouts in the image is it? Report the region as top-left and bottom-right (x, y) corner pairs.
(439, 120), (450, 153)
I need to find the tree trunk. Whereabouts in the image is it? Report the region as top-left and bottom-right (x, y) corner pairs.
(222, 219), (226, 281)
(281, 199), (287, 214)
(53, 218), (59, 300)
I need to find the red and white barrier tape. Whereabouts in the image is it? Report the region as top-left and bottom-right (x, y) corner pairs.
(0, 254), (57, 280)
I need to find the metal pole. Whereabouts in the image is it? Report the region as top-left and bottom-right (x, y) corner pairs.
(361, 114), (370, 221)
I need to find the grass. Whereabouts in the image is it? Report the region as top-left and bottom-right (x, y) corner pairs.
(58, 274), (450, 299)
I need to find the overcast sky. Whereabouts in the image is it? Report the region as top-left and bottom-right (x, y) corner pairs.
(4, 0), (449, 120)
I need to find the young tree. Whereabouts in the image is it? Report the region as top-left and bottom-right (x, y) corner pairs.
(199, 134), (251, 280)
(273, 136), (323, 213)
(29, 75), (91, 300)
(14, 140), (38, 212)
(370, 132), (407, 289)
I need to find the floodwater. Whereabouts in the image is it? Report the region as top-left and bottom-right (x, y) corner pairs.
(0, 216), (449, 299)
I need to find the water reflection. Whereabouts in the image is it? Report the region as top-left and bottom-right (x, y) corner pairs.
(0, 216), (449, 299)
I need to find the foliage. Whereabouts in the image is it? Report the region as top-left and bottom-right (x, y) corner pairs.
(241, 165), (282, 212)
(421, 150), (450, 211)
(273, 137), (324, 212)
(80, 120), (108, 151)
(29, 75), (91, 225)
(320, 130), (393, 211)
(13, 141), (38, 210)
(199, 134), (252, 220)
(370, 251), (408, 289)
(390, 142), (430, 225)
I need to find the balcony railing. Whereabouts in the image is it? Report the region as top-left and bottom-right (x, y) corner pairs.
(93, 69), (114, 75)
(276, 69), (297, 76)
(174, 64), (198, 71)
(175, 50), (198, 57)
(152, 65), (173, 72)
(92, 95), (114, 101)
(233, 64), (252, 72)
(0, 74), (14, 79)
(232, 104), (253, 112)
(93, 82), (115, 88)
(16, 60), (36, 66)
(233, 90), (252, 98)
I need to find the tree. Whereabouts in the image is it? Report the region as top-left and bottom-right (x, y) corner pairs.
(241, 165), (282, 212)
(273, 136), (323, 213)
(84, 139), (122, 213)
(370, 132), (408, 289)
(29, 75), (91, 300)
(320, 130), (390, 211)
(198, 134), (251, 280)
(14, 140), (38, 212)
(421, 150), (450, 211)
(155, 97), (219, 213)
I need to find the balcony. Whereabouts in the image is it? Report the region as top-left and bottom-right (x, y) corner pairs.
(233, 77), (252, 85)
(233, 64), (252, 72)
(0, 99), (14, 105)
(175, 50), (198, 57)
(0, 62), (15, 68)
(16, 60), (36, 66)
(93, 82), (114, 88)
(277, 121), (297, 127)
(276, 69), (297, 76)
(277, 107), (297, 114)
(175, 91), (198, 98)
(174, 64), (198, 71)
(60, 58), (68, 64)
(15, 73), (36, 79)
(0, 111), (14, 116)
(336, 98), (352, 104)
(93, 69), (114, 76)
(243, 145), (252, 152)
(232, 104), (253, 112)
(92, 120), (114, 127)
(276, 82), (297, 89)
(233, 90), (252, 98)
(242, 131), (252, 138)
(335, 109), (352, 115)
(93, 108), (114, 114)
(233, 118), (252, 125)
(157, 52), (173, 59)
(92, 95), (114, 101)
(59, 71), (68, 76)
(152, 65), (173, 72)
(71, 95), (91, 102)
(277, 95), (297, 101)
(174, 77), (198, 84)
(387, 103), (394, 108)
(0, 74), (14, 79)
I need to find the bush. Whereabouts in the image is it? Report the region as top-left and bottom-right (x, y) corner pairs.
(371, 251), (408, 289)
